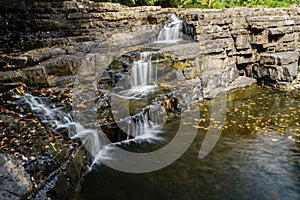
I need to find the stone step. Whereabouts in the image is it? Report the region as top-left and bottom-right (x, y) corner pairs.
(260, 51), (299, 66)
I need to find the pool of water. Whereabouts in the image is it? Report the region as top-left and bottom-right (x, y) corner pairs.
(75, 85), (300, 200)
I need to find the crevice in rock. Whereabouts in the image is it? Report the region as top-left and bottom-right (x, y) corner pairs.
(251, 28), (264, 35)
(268, 34), (284, 43)
(182, 21), (197, 41)
(251, 44), (264, 53)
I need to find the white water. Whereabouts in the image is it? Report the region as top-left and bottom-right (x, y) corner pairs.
(109, 51), (165, 144)
(120, 104), (166, 140)
(156, 14), (182, 43)
(118, 51), (158, 98)
(131, 52), (157, 87)
(22, 93), (73, 127)
(21, 93), (106, 160)
(20, 92), (165, 166)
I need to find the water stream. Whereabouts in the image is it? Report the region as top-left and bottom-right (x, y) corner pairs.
(13, 13), (300, 199)
(156, 13), (183, 43)
(76, 85), (300, 200)
(131, 52), (157, 88)
(117, 51), (159, 98)
(19, 93), (107, 160)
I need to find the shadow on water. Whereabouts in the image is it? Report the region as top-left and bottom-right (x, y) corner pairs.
(76, 86), (300, 200)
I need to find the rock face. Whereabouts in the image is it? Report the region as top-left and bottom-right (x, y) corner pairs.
(257, 51), (299, 86)
(1, 1), (299, 92)
(0, 154), (32, 200)
(176, 7), (300, 91)
(1, 1), (300, 199)
(0, 86), (93, 200)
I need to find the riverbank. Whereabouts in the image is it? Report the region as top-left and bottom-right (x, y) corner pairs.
(1, 1), (300, 199)
(0, 85), (93, 199)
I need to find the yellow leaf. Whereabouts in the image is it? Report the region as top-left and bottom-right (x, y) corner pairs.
(76, 104), (87, 109)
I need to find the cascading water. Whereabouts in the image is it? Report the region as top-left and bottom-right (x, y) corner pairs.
(115, 104), (166, 143)
(156, 13), (182, 43)
(16, 14), (194, 169)
(109, 51), (167, 143)
(20, 93), (107, 161)
(117, 51), (158, 97)
(18, 92), (166, 166)
(22, 93), (73, 127)
(131, 52), (157, 88)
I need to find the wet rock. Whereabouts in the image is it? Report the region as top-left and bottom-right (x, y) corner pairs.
(162, 93), (179, 113)
(0, 82), (25, 93)
(0, 153), (33, 200)
(32, 147), (92, 200)
(1, 2), (300, 199)
(0, 86), (91, 199)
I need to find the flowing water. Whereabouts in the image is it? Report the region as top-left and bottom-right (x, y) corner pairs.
(19, 93), (108, 160)
(15, 14), (300, 199)
(119, 51), (159, 97)
(131, 52), (157, 88)
(156, 13), (182, 43)
(76, 85), (300, 200)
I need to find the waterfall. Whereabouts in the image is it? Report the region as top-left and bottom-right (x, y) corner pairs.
(119, 104), (166, 142)
(131, 52), (157, 87)
(117, 51), (158, 97)
(156, 13), (182, 43)
(111, 51), (165, 143)
(22, 93), (73, 126)
(20, 93), (106, 160)
(19, 92), (165, 166)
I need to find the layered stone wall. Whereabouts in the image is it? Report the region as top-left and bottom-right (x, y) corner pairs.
(0, 1), (299, 91)
(1, 2), (300, 199)
(177, 7), (300, 89)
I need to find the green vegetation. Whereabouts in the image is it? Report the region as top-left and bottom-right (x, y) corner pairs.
(179, 0), (299, 8)
(93, 0), (298, 8)
(28, 77), (37, 87)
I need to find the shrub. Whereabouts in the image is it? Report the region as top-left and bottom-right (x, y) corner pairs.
(92, 0), (298, 8)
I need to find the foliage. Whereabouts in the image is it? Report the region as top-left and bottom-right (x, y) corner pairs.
(92, 0), (299, 8)
(178, 0), (298, 8)
(28, 77), (37, 87)
(92, 0), (159, 6)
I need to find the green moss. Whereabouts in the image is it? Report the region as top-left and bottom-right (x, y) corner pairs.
(283, 47), (287, 53)
(173, 60), (189, 70)
(27, 77), (37, 87)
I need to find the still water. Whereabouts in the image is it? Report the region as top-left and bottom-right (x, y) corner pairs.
(76, 85), (300, 200)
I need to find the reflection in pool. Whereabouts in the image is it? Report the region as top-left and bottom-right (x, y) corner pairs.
(76, 85), (300, 200)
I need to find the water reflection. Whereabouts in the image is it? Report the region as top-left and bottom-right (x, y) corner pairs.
(76, 85), (300, 200)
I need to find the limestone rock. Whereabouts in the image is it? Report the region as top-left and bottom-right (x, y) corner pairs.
(0, 154), (33, 200)
(228, 76), (257, 90)
(260, 51), (299, 65)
